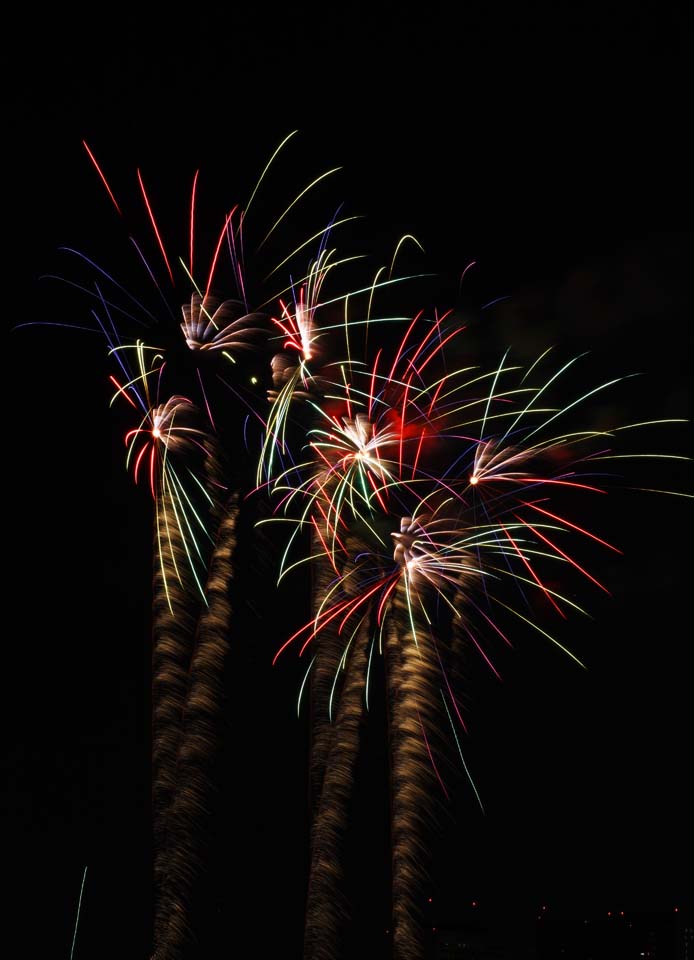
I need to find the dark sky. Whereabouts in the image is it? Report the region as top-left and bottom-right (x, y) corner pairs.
(6, 8), (693, 959)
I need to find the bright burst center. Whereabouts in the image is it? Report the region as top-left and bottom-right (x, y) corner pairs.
(295, 305), (314, 361)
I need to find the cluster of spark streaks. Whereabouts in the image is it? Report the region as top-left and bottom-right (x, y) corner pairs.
(33, 133), (690, 960)
(54, 131), (437, 960)
(64, 134), (393, 960)
(180, 292), (267, 354)
(258, 250), (336, 486)
(114, 342), (217, 606)
(261, 301), (690, 959)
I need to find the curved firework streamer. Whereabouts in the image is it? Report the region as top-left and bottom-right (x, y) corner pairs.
(258, 241), (433, 490)
(124, 389), (216, 604)
(75, 138), (367, 370)
(180, 292), (267, 354)
(258, 246), (344, 487)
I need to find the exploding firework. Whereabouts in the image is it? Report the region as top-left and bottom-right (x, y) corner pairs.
(27, 133), (690, 960)
(36, 134), (385, 960)
(265, 299), (690, 959)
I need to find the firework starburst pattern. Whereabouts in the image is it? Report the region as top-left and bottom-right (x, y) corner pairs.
(23, 132), (690, 960)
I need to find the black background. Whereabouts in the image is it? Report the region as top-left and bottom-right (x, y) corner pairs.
(5, 7), (692, 958)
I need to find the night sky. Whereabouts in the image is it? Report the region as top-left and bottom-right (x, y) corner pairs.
(7, 8), (692, 959)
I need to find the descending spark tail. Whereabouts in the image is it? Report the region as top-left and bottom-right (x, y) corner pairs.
(304, 614), (370, 960)
(151, 488), (199, 954)
(156, 494), (239, 959)
(308, 528), (347, 816)
(386, 581), (445, 960)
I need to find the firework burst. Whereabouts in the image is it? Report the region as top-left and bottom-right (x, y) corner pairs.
(265, 296), (690, 958)
(28, 134), (691, 960)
